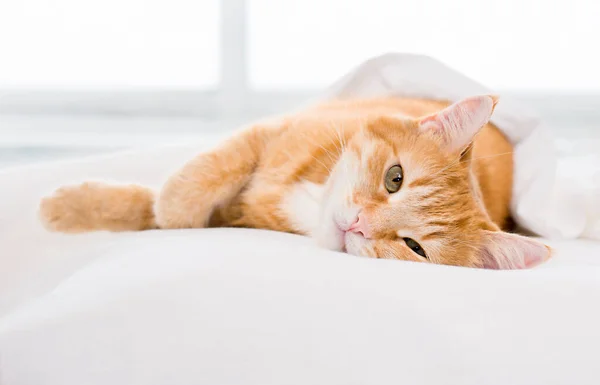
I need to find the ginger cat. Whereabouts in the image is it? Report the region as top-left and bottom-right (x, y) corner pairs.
(39, 95), (550, 269)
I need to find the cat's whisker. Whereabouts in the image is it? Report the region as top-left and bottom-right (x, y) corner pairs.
(282, 119), (338, 174)
(327, 119), (347, 170)
(296, 128), (339, 173)
(460, 151), (513, 165)
(309, 154), (333, 174)
(427, 155), (464, 180)
(315, 138), (339, 166)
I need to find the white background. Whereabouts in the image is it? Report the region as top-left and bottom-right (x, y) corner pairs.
(2, 0), (600, 91)
(249, 0), (600, 91)
(0, 0), (599, 166)
(0, 0), (219, 89)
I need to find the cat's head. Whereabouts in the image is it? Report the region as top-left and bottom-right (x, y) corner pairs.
(318, 95), (550, 269)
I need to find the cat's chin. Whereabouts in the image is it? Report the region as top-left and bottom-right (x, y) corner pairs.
(312, 211), (372, 257)
(344, 232), (369, 257)
(313, 229), (370, 258)
(313, 221), (347, 253)
(314, 232), (345, 253)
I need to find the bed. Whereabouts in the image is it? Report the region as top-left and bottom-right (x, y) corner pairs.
(0, 138), (599, 385)
(1, 54), (600, 385)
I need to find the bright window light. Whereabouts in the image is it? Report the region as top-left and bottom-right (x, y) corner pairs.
(249, 0), (600, 91)
(0, 0), (219, 89)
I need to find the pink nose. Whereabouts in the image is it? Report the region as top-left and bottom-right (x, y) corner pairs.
(347, 214), (370, 238)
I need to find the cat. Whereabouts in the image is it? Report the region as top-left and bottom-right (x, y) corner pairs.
(39, 95), (551, 269)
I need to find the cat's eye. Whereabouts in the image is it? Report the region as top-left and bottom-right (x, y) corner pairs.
(385, 165), (403, 193)
(403, 238), (427, 259)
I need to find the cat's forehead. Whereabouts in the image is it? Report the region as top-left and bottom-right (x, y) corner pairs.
(349, 121), (451, 177)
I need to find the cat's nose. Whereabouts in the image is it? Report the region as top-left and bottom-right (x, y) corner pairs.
(347, 214), (370, 239)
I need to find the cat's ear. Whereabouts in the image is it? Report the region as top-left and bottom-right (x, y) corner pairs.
(418, 95), (498, 153)
(478, 230), (551, 269)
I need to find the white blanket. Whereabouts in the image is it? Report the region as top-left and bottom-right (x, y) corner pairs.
(1, 54), (600, 385)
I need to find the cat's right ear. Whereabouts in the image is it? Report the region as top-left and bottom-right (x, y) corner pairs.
(417, 95), (498, 153)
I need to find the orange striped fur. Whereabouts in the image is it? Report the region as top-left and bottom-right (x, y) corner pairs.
(39, 96), (550, 269)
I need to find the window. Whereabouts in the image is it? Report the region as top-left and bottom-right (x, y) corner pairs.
(249, 0), (600, 91)
(0, 0), (219, 89)
(1, 0), (600, 119)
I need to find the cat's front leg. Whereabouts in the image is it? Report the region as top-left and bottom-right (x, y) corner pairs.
(155, 124), (280, 229)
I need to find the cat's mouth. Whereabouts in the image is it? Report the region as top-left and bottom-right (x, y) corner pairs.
(335, 226), (347, 252)
(338, 227), (366, 255)
(324, 212), (366, 255)
(332, 223), (352, 253)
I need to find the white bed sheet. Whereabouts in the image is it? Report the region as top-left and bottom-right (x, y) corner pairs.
(1, 141), (600, 385)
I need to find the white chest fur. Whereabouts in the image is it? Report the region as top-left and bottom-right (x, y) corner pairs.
(280, 180), (325, 235)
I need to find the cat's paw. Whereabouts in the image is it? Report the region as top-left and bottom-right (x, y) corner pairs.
(38, 183), (97, 233)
